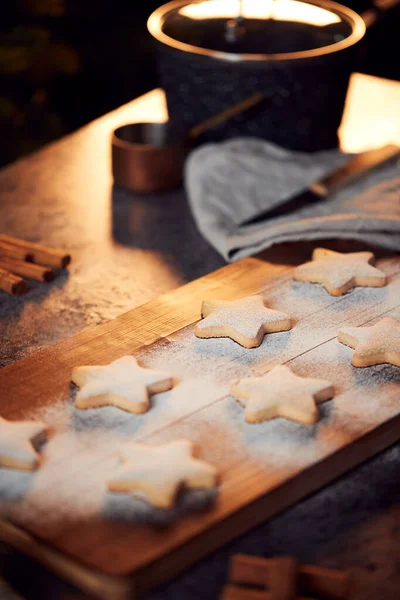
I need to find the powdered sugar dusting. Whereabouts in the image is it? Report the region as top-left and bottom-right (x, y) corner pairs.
(195, 296), (290, 340)
(339, 316), (400, 358)
(1, 268), (399, 531)
(295, 252), (387, 291)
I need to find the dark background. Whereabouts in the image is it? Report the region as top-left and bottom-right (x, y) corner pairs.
(0, 0), (399, 169)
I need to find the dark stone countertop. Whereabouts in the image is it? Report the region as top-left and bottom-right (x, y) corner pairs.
(0, 98), (399, 600)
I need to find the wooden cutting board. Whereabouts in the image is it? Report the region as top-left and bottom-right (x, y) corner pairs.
(0, 254), (399, 600)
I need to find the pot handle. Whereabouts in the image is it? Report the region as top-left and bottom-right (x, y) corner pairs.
(188, 93), (263, 140)
(361, 0), (400, 28)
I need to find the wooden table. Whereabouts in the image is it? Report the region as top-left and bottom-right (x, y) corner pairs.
(0, 73), (399, 600)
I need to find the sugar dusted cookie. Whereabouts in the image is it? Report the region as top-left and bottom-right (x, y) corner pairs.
(230, 364), (334, 424)
(338, 317), (400, 367)
(0, 416), (49, 471)
(195, 295), (292, 349)
(72, 355), (173, 414)
(293, 248), (387, 296)
(107, 439), (218, 509)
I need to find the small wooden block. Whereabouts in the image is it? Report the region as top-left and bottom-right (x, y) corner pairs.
(229, 554), (269, 589)
(229, 555), (351, 600)
(220, 584), (271, 600)
(269, 557), (297, 600)
(220, 586), (314, 600)
(299, 564), (351, 600)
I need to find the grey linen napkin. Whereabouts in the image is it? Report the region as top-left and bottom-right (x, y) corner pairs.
(184, 138), (400, 261)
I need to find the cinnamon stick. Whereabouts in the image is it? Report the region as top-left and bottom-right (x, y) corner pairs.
(229, 555), (351, 600)
(0, 267), (28, 295)
(0, 240), (33, 262)
(0, 234), (71, 268)
(0, 257), (55, 282)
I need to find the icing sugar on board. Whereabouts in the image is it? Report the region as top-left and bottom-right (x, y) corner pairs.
(0, 255), (399, 600)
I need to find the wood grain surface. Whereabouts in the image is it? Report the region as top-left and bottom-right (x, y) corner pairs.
(0, 255), (399, 600)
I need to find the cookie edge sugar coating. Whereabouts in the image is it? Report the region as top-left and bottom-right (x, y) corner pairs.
(0, 417), (49, 471)
(195, 323), (268, 348)
(195, 297), (292, 349)
(338, 318), (400, 368)
(337, 329), (364, 366)
(107, 439), (219, 509)
(293, 248), (387, 296)
(71, 357), (174, 414)
(230, 365), (334, 425)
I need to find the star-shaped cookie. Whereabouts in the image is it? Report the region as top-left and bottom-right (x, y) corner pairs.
(0, 416), (49, 471)
(293, 248), (387, 296)
(71, 355), (173, 414)
(230, 365), (334, 424)
(338, 317), (400, 367)
(107, 439), (218, 508)
(195, 295), (292, 348)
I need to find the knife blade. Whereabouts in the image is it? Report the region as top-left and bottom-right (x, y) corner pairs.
(239, 143), (400, 227)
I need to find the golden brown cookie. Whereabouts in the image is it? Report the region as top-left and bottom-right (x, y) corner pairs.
(0, 416), (49, 471)
(338, 317), (400, 367)
(195, 295), (292, 348)
(293, 248), (387, 296)
(230, 364), (334, 424)
(72, 355), (173, 414)
(107, 439), (218, 508)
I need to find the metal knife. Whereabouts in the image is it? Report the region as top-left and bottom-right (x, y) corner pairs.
(239, 143), (400, 227)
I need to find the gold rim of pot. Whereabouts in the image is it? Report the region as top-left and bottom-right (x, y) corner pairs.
(147, 0), (366, 62)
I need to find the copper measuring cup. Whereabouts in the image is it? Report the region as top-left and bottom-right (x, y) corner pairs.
(111, 93), (263, 194)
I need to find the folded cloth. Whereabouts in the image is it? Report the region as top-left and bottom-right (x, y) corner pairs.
(184, 138), (400, 262)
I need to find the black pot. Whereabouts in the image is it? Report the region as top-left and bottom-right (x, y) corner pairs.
(147, 0), (366, 152)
